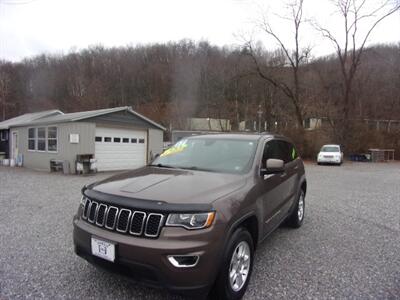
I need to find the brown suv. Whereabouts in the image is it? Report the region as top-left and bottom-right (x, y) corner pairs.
(73, 133), (307, 300)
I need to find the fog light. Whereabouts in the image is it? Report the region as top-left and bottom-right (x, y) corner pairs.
(167, 255), (199, 268)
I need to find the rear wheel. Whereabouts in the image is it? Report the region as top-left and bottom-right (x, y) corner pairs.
(210, 228), (254, 300)
(287, 189), (305, 228)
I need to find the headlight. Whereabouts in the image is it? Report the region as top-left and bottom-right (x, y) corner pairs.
(166, 212), (215, 230)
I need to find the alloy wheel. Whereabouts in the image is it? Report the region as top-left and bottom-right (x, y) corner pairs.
(228, 241), (251, 292)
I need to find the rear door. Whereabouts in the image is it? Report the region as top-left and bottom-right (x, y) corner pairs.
(278, 140), (300, 214)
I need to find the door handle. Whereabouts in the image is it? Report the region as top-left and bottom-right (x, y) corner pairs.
(294, 165), (299, 170)
(280, 172), (287, 178)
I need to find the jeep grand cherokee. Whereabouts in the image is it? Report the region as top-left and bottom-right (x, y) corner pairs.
(73, 133), (307, 300)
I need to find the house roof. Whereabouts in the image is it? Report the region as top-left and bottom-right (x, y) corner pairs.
(0, 110), (63, 130)
(10, 106), (166, 131)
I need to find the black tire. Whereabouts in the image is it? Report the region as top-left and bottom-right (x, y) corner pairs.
(287, 189), (305, 228)
(210, 228), (254, 300)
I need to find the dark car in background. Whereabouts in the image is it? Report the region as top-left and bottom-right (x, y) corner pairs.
(73, 133), (307, 300)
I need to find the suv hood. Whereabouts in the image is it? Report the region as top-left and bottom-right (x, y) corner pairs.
(90, 166), (247, 205)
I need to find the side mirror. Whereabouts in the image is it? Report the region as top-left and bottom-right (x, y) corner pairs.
(261, 159), (285, 175)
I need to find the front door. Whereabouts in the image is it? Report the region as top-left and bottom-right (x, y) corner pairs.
(258, 140), (290, 235)
(11, 131), (18, 159)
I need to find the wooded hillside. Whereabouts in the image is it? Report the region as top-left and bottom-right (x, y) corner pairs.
(0, 41), (399, 156)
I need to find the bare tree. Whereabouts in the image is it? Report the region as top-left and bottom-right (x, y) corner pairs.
(0, 71), (11, 121)
(245, 0), (311, 128)
(314, 0), (400, 142)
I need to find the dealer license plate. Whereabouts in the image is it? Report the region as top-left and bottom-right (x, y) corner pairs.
(91, 237), (115, 262)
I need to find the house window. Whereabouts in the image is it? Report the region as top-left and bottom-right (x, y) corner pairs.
(37, 127), (46, 151)
(0, 131), (8, 141)
(47, 127), (57, 152)
(95, 136), (102, 142)
(122, 138), (129, 143)
(104, 137), (112, 142)
(28, 128), (36, 150)
(113, 137), (121, 143)
(139, 138), (145, 144)
(131, 138), (137, 143)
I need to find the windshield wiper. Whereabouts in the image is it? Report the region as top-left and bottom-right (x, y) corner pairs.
(178, 166), (214, 172)
(149, 163), (177, 169)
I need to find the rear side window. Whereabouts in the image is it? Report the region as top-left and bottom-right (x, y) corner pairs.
(288, 142), (298, 161)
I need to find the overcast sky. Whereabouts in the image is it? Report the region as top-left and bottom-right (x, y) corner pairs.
(0, 0), (399, 62)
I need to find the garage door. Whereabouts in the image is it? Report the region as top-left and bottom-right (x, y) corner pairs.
(95, 127), (147, 171)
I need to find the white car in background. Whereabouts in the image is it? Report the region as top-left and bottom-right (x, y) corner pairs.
(317, 144), (343, 165)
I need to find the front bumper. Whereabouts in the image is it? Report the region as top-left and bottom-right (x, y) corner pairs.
(73, 214), (224, 296)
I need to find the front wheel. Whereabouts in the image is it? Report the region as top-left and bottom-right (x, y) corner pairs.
(287, 189), (305, 228)
(210, 228), (254, 300)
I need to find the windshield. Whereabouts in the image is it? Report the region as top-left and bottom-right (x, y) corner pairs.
(151, 137), (258, 174)
(321, 146), (340, 152)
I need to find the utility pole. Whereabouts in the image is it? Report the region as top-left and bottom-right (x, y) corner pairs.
(257, 104), (262, 133)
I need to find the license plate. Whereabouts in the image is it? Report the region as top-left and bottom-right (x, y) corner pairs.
(91, 237), (115, 262)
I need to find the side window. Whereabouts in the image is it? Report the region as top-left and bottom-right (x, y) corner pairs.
(263, 140), (295, 165)
(37, 127), (46, 151)
(28, 128), (36, 150)
(47, 127), (58, 152)
(278, 141), (298, 163)
(276, 141), (289, 163)
(262, 140), (282, 167)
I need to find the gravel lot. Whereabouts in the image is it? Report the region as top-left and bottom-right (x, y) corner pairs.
(1, 162), (399, 299)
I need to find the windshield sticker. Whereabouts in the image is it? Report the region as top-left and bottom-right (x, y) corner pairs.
(160, 140), (188, 157)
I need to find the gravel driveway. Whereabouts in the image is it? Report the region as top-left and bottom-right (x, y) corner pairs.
(0, 163), (399, 299)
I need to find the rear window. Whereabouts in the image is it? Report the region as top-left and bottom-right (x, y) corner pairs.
(321, 146), (340, 152)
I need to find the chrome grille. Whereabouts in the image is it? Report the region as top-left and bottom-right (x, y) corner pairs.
(105, 206), (118, 230)
(130, 211), (146, 235)
(95, 204), (107, 226)
(88, 202), (97, 223)
(81, 197), (164, 238)
(145, 213), (164, 237)
(116, 209), (131, 233)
